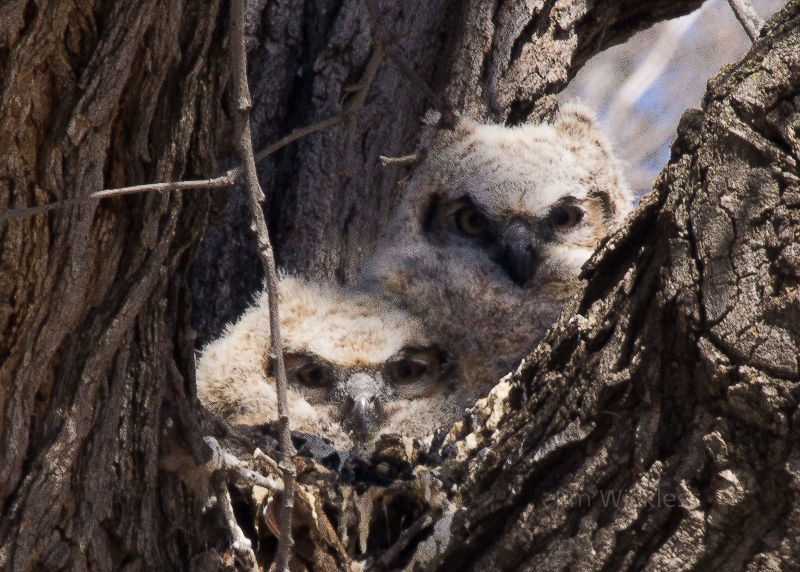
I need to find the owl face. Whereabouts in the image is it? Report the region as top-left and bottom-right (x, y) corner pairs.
(276, 277), (457, 447)
(196, 276), (462, 453)
(423, 191), (600, 287)
(281, 346), (447, 442)
(412, 104), (631, 289)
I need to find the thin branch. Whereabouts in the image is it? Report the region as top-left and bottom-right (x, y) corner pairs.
(727, 0), (764, 42)
(201, 436), (283, 572)
(253, 39), (384, 164)
(378, 151), (424, 167)
(253, 115), (341, 164)
(363, 0), (458, 127)
(202, 436), (283, 493)
(341, 41), (385, 120)
(604, 11), (700, 130)
(212, 475), (259, 572)
(230, 1), (296, 570)
(0, 172), (237, 224)
(375, 509), (437, 568)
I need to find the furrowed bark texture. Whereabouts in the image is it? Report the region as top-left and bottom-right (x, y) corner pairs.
(0, 2), (230, 569)
(417, 3), (800, 569)
(190, 0), (704, 346)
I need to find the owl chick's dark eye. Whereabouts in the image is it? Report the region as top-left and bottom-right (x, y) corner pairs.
(295, 363), (330, 388)
(455, 206), (489, 237)
(386, 348), (443, 400)
(549, 205), (583, 230)
(388, 358), (427, 384)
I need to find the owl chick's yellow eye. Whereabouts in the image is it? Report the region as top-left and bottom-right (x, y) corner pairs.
(455, 207), (488, 237)
(295, 363), (330, 388)
(549, 206), (582, 230)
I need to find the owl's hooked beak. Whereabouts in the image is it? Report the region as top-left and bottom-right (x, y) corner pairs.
(499, 221), (540, 285)
(339, 372), (385, 441)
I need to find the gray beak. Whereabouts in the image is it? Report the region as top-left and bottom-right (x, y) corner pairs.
(499, 221), (540, 285)
(339, 373), (385, 441)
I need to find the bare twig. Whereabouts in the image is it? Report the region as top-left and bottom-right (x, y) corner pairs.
(212, 475), (259, 572)
(202, 436), (283, 492)
(604, 11), (700, 130)
(253, 39), (384, 164)
(200, 436), (282, 572)
(363, 0), (458, 127)
(230, 1), (295, 570)
(253, 115), (341, 165)
(375, 509), (437, 568)
(0, 172), (237, 224)
(378, 151), (424, 167)
(341, 42), (385, 121)
(727, 0), (764, 42)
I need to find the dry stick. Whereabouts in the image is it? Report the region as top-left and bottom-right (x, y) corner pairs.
(604, 12), (700, 136)
(0, 108), (336, 225)
(375, 509), (437, 568)
(255, 40), (384, 165)
(378, 151), (424, 167)
(0, 172), (237, 224)
(229, 1), (295, 570)
(229, 19), (384, 572)
(212, 475), (259, 572)
(727, 0), (764, 42)
(202, 438), (262, 571)
(363, 0), (458, 127)
(0, 16), (390, 227)
(204, 437), (284, 493)
(253, 115), (340, 164)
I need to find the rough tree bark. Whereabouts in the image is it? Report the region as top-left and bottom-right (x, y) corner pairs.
(1, 0), (796, 571)
(0, 2), (232, 569)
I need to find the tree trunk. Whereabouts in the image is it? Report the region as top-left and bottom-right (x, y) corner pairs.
(2, 0), (797, 571)
(0, 2), (231, 569)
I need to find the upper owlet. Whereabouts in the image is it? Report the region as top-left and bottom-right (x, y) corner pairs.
(196, 276), (475, 453)
(359, 102), (633, 390)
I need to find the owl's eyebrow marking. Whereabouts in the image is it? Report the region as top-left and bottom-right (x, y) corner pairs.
(421, 193), (441, 233)
(589, 188), (614, 219)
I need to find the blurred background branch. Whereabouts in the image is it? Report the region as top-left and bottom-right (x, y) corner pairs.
(561, 0), (783, 198)
(728, 0), (766, 39)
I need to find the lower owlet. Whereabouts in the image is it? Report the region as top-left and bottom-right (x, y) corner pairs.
(196, 276), (476, 452)
(359, 102), (633, 390)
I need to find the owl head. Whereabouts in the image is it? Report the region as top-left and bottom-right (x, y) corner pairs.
(197, 276), (466, 453)
(359, 103), (632, 386)
(400, 102), (631, 287)
(276, 277), (457, 446)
